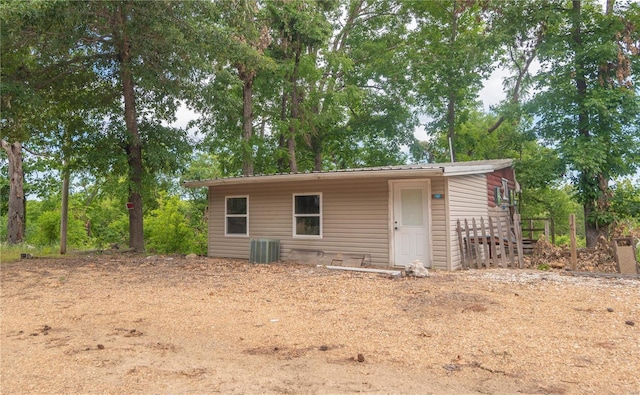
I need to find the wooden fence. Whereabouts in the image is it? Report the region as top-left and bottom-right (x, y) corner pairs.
(521, 217), (554, 254)
(456, 213), (525, 269)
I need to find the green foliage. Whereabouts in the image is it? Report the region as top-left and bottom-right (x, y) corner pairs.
(529, 0), (640, 242)
(422, 111), (539, 163)
(3, 0), (638, 257)
(30, 210), (61, 246)
(515, 145), (565, 190)
(2, 0), (220, 249)
(196, 0), (418, 175)
(181, 152), (221, 204)
(0, 214), (6, 242)
(611, 179), (640, 220)
(537, 263), (550, 271)
(28, 208), (89, 248)
(553, 234), (570, 247)
(553, 234), (586, 249)
(86, 198), (129, 250)
(184, 202), (208, 256)
(9, 190), (210, 255)
(407, 0), (495, 160)
(519, 185), (584, 237)
(145, 194), (205, 255)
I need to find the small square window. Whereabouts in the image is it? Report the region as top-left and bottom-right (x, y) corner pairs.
(226, 196), (248, 236)
(293, 194), (322, 237)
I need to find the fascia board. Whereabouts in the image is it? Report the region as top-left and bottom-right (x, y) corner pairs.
(442, 165), (496, 176)
(183, 168), (444, 188)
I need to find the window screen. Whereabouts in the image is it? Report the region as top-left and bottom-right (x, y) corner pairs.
(226, 196), (248, 236)
(293, 194), (321, 237)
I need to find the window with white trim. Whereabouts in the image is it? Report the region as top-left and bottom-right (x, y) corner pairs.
(225, 196), (248, 236)
(293, 193), (322, 237)
(501, 178), (510, 199)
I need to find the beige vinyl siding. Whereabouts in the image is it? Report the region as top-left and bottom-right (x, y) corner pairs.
(193, 162), (516, 270)
(429, 178), (447, 270)
(208, 178), (391, 266)
(446, 174), (489, 270)
(206, 173), (488, 270)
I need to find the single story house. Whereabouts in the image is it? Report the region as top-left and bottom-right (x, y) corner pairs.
(183, 159), (519, 271)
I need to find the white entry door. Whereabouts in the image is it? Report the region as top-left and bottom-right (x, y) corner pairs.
(392, 181), (429, 267)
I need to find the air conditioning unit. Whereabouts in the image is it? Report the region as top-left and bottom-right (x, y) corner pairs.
(250, 239), (280, 264)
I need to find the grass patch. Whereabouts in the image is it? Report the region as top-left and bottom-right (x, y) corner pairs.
(0, 244), (62, 263)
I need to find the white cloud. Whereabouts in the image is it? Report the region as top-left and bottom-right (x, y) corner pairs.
(171, 104), (199, 130)
(479, 67), (508, 112)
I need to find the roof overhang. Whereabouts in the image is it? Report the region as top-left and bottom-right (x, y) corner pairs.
(182, 159), (514, 188)
(442, 164), (497, 176)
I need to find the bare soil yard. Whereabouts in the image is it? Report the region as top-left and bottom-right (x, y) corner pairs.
(1, 254), (639, 394)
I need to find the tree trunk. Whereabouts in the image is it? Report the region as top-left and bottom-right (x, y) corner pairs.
(606, 0), (614, 14)
(287, 39), (302, 173)
(236, 11), (269, 176)
(447, 2), (459, 162)
(572, 0), (604, 247)
(118, 5), (145, 251)
(60, 129), (72, 255)
(584, 0), (615, 247)
(240, 69), (255, 176)
(572, 1), (588, 138)
(278, 87), (288, 173)
(287, 132), (297, 173)
(583, 203), (600, 247)
(60, 162), (69, 255)
(447, 92), (456, 162)
(1, 140), (25, 244)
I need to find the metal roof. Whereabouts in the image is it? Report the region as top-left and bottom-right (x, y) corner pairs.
(182, 159), (514, 188)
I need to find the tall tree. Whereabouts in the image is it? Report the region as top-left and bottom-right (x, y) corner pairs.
(44, 1), (212, 250)
(530, 0), (640, 246)
(307, 0), (417, 170)
(218, 1), (273, 176)
(2, 1), (35, 243)
(1, 0), (90, 244)
(267, 0), (333, 173)
(407, 0), (494, 162)
(0, 140), (24, 243)
(196, 0), (418, 176)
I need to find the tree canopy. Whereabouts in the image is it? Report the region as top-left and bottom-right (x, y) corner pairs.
(1, 0), (639, 250)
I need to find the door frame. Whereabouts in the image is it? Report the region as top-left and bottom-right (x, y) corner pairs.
(388, 179), (433, 268)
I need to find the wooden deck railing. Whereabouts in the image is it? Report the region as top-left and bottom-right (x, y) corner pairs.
(456, 213), (524, 269)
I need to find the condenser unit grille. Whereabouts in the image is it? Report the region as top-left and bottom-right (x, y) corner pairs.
(249, 239), (280, 263)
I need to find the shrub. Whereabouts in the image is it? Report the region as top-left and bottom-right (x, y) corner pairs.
(0, 215), (6, 242)
(554, 234), (586, 248)
(86, 199), (129, 249)
(145, 194), (196, 254)
(29, 209), (89, 247)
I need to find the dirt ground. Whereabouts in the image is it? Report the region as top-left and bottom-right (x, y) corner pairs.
(1, 254), (639, 395)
